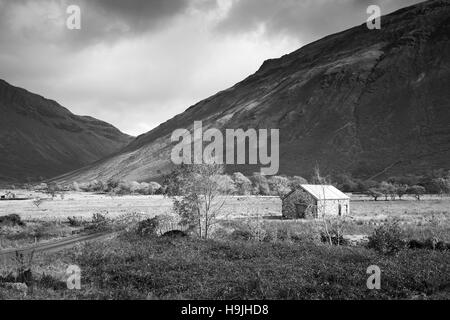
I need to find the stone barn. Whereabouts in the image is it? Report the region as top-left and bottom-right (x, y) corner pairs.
(282, 185), (350, 219)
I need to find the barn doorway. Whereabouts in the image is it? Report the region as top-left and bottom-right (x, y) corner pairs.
(295, 203), (307, 219)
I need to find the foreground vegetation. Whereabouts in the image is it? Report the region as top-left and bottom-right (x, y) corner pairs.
(0, 228), (449, 300)
(1, 214), (449, 300)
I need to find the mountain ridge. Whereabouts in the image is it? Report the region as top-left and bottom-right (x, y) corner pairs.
(0, 79), (133, 183)
(54, 0), (450, 183)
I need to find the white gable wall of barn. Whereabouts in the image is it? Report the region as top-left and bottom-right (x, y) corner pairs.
(316, 199), (350, 218)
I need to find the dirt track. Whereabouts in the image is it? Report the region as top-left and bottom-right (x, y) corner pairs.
(0, 231), (114, 259)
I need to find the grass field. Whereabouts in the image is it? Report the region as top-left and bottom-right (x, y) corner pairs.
(1, 190), (449, 242)
(0, 190), (281, 220)
(0, 190), (449, 299)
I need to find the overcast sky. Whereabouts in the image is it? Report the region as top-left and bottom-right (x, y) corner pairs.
(0, 0), (422, 136)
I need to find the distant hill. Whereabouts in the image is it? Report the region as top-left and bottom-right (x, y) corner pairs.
(54, 0), (450, 183)
(0, 79), (133, 183)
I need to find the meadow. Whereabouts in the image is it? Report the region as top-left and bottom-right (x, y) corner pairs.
(0, 190), (449, 299)
(1, 190), (448, 243)
(0, 190), (281, 220)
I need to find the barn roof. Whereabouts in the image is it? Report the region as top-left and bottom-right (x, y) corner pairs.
(298, 185), (349, 200)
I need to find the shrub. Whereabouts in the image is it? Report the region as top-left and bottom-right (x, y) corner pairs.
(232, 173), (251, 195)
(250, 173), (271, 195)
(34, 183), (48, 192)
(92, 212), (108, 224)
(230, 229), (253, 241)
(110, 181), (162, 195)
(408, 185), (426, 200)
(0, 214), (25, 227)
(244, 217), (267, 242)
(135, 217), (160, 237)
(88, 180), (105, 192)
(129, 181), (142, 193)
(115, 181), (132, 195)
(161, 230), (188, 239)
(72, 182), (81, 192)
(215, 175), (237, 195)
(320, 228), (347, 246)
(268, 176), (291, 198)
(358, 180), (379, 193)
(332, 174), (358, 192)
(379, 182), (396, 200)
(148, 182), (162, 195)
(38, 274), (67, 290)
(366, 188), (382, 201)
(367, 222), (406, 255)
(288, 176), (308, 190)
(106, 178), (120, 192)
(45, 182), (61, 198)
(86, 212), (110, 231)
(67, 216), (83, 227)
(394, 184), (408, 199)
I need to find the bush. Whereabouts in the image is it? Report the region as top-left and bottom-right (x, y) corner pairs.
(358, 180), (379, 193)
(250, 173), (271, 195)
(394, 184), (408, 199)
(288, 176), (308, 191)
(67, 216), (83, 227)
(72, 182), (81, 191)
(136, 217), (160, 237)
(230, 229), (253, 241)
(148, 182), (162, 195)
(0, 214), (25, 227)
(320, 229), (347, 246)
(105, 180), (162, 195)
(38, 274), (67, 290)
(85, 212), (110, 231)
(379, 182), (396, 200)
(232, 173), (251, 195)
(106, 178), (120, 192)
(367, 222), (406, 255)
(244, 218), (267, 242)
(408, 185), (426, 200)
(366, 188), (382, 201)
(332, 174), (358, 192)
(268, 176), (290, 197)
(214, 175), (237, 195)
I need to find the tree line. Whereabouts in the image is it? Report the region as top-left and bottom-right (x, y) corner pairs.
(23, 168), (450, 200)
(332, 169), (450, 200)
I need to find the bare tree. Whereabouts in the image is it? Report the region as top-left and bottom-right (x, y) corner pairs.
(166, 163), (229, 239)
(313, 166), (346, 246)
(32, 198), (45, 208)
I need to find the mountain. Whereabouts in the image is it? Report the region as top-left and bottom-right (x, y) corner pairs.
(55, 0), (450, 183)
(0, 79), (133, 183)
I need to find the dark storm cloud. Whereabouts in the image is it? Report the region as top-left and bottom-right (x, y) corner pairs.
(215, 0), (423, 43)
(71, 0), (191, 44)
(0, 0), (218, 48)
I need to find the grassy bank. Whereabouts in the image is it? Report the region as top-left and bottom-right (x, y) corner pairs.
(1, 231), (449, 300)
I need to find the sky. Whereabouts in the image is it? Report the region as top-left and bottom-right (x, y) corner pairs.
(0, 0), (422, 136)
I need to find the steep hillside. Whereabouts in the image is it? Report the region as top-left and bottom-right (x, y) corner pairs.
(0, 79), (133, 182)
(55, 0), (450, 183)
